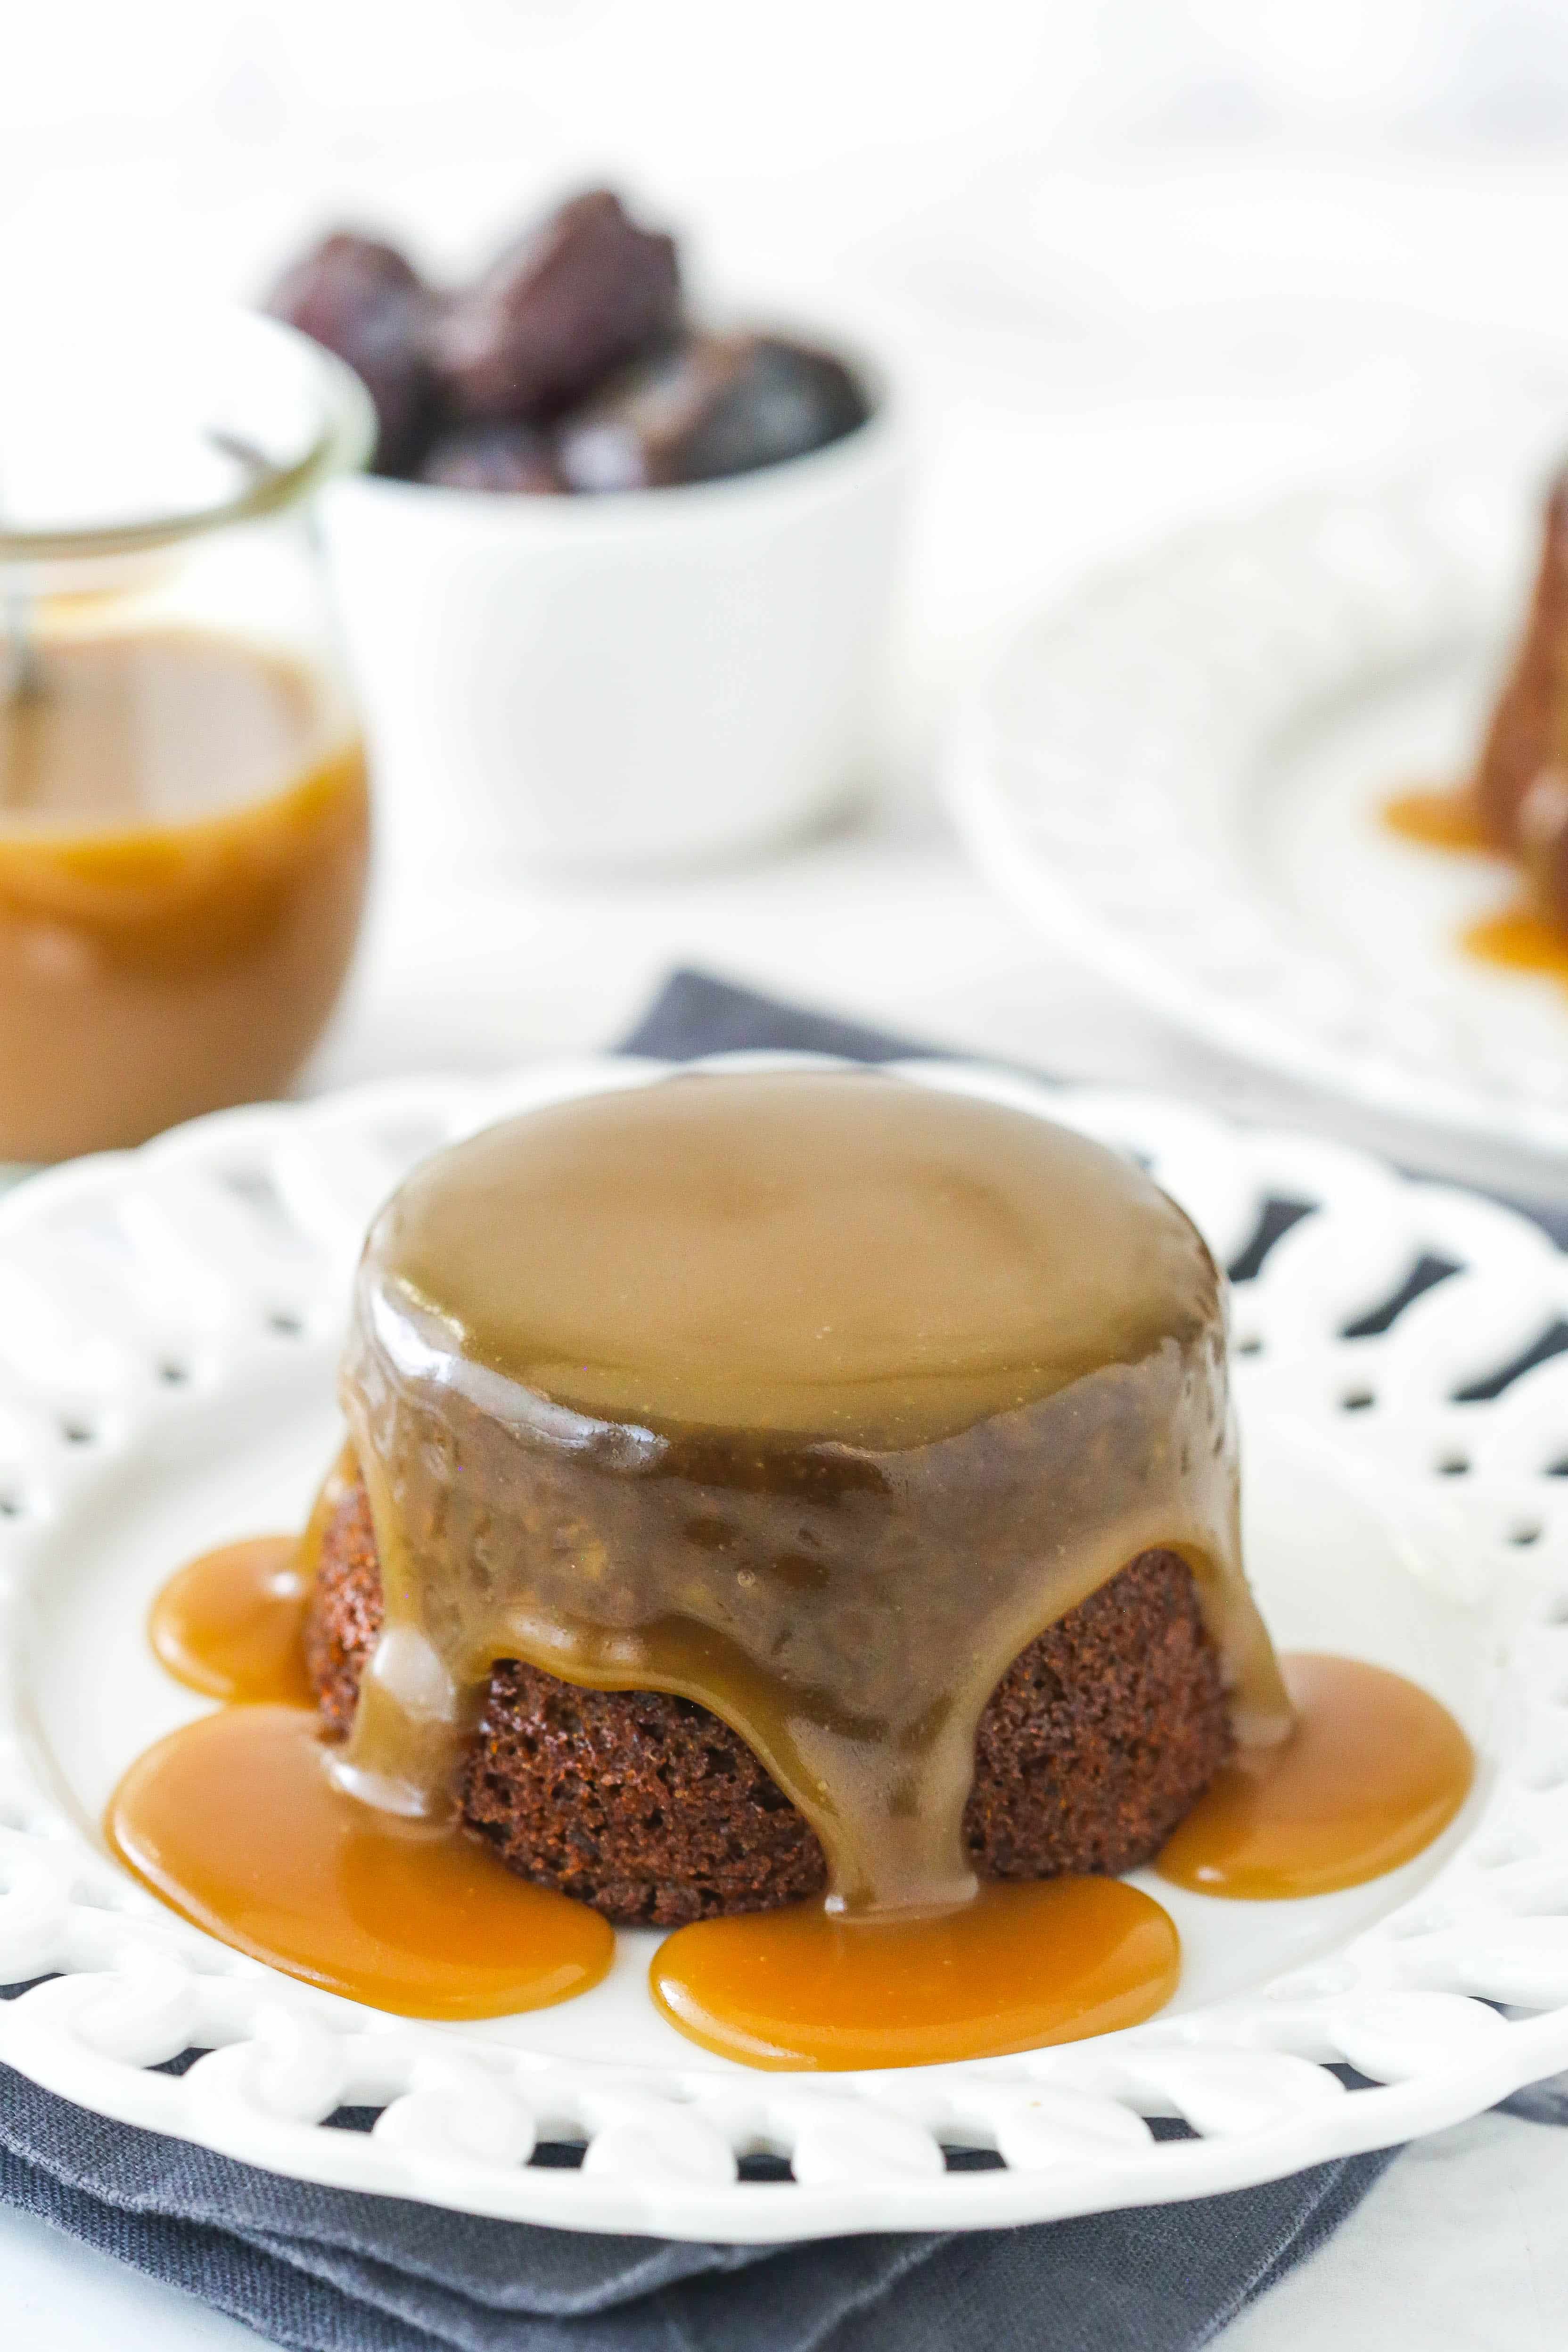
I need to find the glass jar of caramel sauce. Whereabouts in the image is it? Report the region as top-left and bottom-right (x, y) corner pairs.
(0, 309), (375, 1161)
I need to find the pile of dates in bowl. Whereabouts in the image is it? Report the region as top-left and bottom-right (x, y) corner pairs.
(267, 187), (873, 496)
(267, 183), (902, 872)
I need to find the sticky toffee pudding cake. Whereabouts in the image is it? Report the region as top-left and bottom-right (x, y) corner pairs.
(111, 1067), (1475, 2064)
(315, 1071), (1289, 1905)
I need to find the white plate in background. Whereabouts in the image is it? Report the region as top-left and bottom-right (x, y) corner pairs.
(948, 466), (1568, 1156)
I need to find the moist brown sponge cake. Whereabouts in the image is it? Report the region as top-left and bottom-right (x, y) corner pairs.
(307, 1477), (1232, 1927)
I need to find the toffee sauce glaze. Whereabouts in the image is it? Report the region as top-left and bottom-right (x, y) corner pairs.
(335, 1073), (1293, 1914)
(1382, 782), (1568, 988)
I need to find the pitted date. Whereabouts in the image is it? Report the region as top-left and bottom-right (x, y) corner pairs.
(264, 190), (872, 494)
(264, 232), (433, 476)
(677, 337), (868, 482)
(429, 190), (681, 423)
(558, 333), (870, 493)
(555, 334), (750, 493)
(418, 423), (563, 495)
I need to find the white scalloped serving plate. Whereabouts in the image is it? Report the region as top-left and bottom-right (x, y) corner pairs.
(948, 463), (1568, 1158)
(4, 1053), (1568, 2242)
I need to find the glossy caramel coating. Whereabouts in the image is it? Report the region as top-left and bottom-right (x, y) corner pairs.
(337, 1071), (1290, 1918)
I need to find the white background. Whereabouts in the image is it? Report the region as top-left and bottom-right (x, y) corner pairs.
(9, 4), (1568, 2343)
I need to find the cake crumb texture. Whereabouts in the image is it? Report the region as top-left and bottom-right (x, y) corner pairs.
(306, 1477), (1231, 1925)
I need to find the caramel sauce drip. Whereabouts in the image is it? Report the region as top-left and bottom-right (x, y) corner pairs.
(1382, 785), (1493, 855)
(657, 1650), (1474, 2067)
(114, 1536), (1475, 2051)
(651, 1879), (1180, 2070)
(337, 1070), (1292, 1920)
(1157, 1652), (1473, 1898)
(106, 1705), (612, 2021)
(0, 630), (368, 1158)
(1461, 899), (1568, 986)
(123, 1524), (1180, 2046)
(1379, 781), (1568, 990)
(148, 1537), (314, 1706)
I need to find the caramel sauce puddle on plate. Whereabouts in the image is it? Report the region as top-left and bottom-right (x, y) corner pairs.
(115, 1537), (611, 2021)
(148, 1537), (315, 1707)
(118, 1532), (1474, 2058)
(1157, 1653), (1474, 1900)
(1379, 782), (1568, 989)
(1382, 784), (1494, 854)
(656, 1652), (1473, 2066)
(650, 1879), (1180, 2071)
(107, 1705), (612, 2020)
(1459, 900), (1568, 987)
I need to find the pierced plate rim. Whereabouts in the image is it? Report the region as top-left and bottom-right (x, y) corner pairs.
(0, 1053), (1567, 2239)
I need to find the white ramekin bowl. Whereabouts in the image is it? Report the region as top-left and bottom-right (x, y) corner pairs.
(320, 356), (907, 872)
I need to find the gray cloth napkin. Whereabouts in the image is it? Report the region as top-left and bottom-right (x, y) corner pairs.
(3, 963), (1558, 2351)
